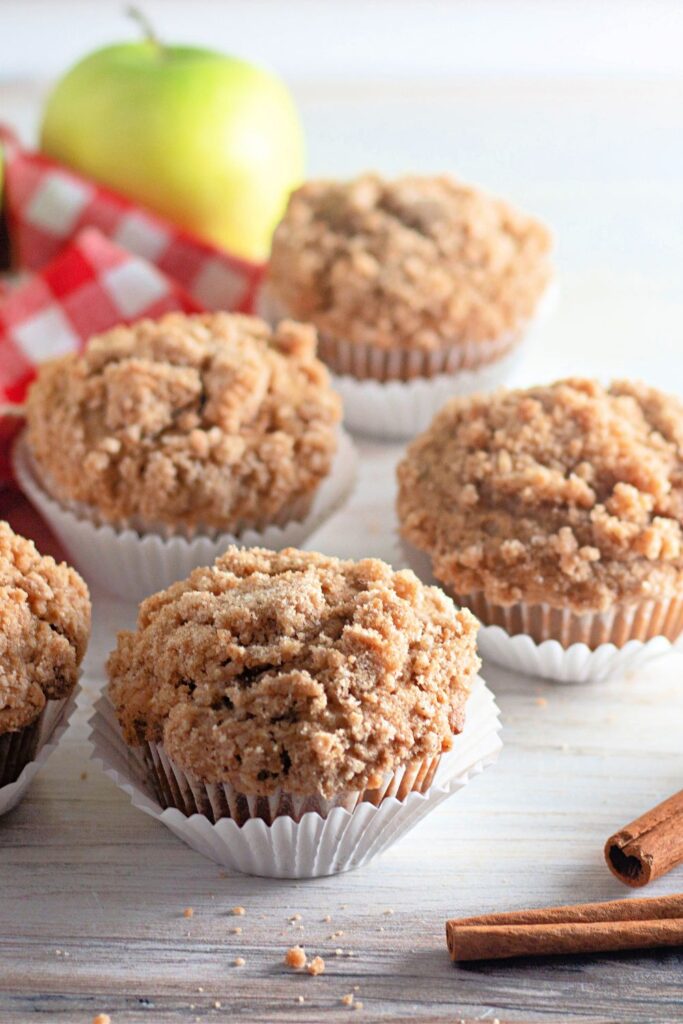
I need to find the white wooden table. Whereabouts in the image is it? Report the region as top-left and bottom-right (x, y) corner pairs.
(2, 79), (683, 1023)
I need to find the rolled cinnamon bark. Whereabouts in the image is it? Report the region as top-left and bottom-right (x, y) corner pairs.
(446, 894), (683, 962)
(447, 918), (683, 962)
(605, 789), (683, 887)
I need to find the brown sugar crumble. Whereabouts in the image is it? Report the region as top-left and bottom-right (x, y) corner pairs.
(284, 945), (307, 969)
(306, 956), (325, 976)
(231, 906), (246, 916)
(107, 547), (479, 797)
(0, 521), (90, 734)
(398, 378), (683, 614)
(183, 907), (194, 919)
(26, 312), (340, 533)
(341, 994), (354, 1007)
(92, 1016), (111, 1024)
(267, 174), (551, 352)
(233, 957), (245, 967)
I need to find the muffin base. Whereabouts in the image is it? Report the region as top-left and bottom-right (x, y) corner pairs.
(456, 591), (683, 648)
(13, 431), (357, 603)
(89, 678), (502, 877)
(0, 694), (76, 816)
(142, 741), (441, 826)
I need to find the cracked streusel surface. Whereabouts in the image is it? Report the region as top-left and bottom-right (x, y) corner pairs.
(397, 379), (683, 614)
(267, 174), (552, 352)
(0, 522), (90, 732)
(25, 313), (341, 532)
(107, 547), (480, 796)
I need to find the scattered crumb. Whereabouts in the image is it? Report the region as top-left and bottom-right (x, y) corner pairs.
(353, 986), (360, 992)
(355, 1002), (364, 1010)
(306, 956), (325, 976)
(329, 930), (344, 938)
(213, 1001), (222, 1009)
(535, 697), (548, 708)
(289, 913), (302, 922)
(55, 950), (62, 956)
(80, 771), (88, 781)
(334, 948), (343, 956)
(197, 987), (204, 993)
(323, 914), (332, 923)
(183, 907), (194, 919)
(384, 908), (394, 916)
(231, 926), (242, 935)
(231, 906), (246, 916)
(341, 994), (354, 1007)
(284, 945), (307, 969)
(233, 957), (245, 967)
(93, 1016), (111, 1024)
(297, 996), (305, 1004)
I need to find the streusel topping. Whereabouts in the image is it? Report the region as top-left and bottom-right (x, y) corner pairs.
(107, 547), (479, 796)
(26, 313), (341, 531)
(0, 522), (90, 733)
(397, 379), (683, 613)
(267, 174), (552, 352)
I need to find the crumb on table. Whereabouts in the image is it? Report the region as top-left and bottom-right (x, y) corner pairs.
(284, 945), (307, 969)
(231, 906), (246, 916)
(306, 956), (325, 976)
(183, 907), (194, 919)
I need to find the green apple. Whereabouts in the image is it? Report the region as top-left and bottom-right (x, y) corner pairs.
(39, 21), (304, 262)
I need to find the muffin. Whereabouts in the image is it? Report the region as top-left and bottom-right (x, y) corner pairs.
(0, 521), (90, 788)
(106, 546), (480, 824)
(397, 378), (683, 649)
(24, 312), (341, 533)
(15, 313), (352, 600)
(265, 173), (552, 384)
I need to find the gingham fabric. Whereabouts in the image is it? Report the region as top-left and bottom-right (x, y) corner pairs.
(0, 126), (264, 313)
(0, 125), (269, 489)
(0, 227), (202, 486)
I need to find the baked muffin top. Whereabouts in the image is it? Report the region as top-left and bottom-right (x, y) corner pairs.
(25, 313), (341, 532)
(0, 522), (90, 733)
(267, 174), (552, 352)
(107, 546), (480, 797)
(397, 379), (683, 614)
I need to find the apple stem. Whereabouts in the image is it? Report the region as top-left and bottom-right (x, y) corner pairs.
(126, 6), (163, 50)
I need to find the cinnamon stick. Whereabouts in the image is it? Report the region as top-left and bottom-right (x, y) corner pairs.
(605, 789), (683, 887)
(446, 893), (683, 962)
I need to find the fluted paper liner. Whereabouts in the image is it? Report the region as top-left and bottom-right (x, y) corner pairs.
(88, 676), (502, 878)
(398, 537), (683, 684)
(258, 284), (557, 440)
(0, 692), (77, 816)
(13, 431), (357, 603)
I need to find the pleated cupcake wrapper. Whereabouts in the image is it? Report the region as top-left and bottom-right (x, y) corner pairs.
(143, 743), (441, 825)
(258, 283), (558, 440)
(88, 676), (502, 878)
(0, 691), (77, 816)
(457, 592), (683, 684)
(397, 537), (683, 684)
(13, 431), (357, 603)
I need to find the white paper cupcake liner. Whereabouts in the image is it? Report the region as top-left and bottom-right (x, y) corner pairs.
(13, 431), (357, 603)
(257, 284), (558, 440)
(88, 676), (502, 878)
(0, 692), (77, 817)
(396, 537), (683, 684)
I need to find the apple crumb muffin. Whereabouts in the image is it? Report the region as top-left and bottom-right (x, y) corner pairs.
(0, 521), (90, 784)
(267, 174), (552, 360)
(107, 546), (480, 804)
(25, 312), (341, 533)
(397, 379), (683, 644)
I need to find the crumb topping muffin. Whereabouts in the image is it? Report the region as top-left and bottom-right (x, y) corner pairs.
(25, 313), (342, 532)
(267, 174), (552, 352)
(0, 521), (90, 732)
(107, 546), (480, 798)
(397, 379), (683, 614)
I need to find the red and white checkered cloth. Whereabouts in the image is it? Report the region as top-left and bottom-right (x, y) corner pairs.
(0, 126), (268, 489)
(0, 127), (264, 311)
(0, 227), (203, 486)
